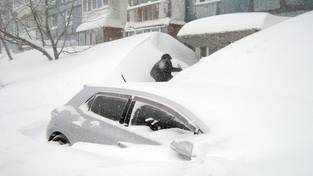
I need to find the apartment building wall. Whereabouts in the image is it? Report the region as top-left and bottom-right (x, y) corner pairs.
(49, 0), (82, 46)
(77, 0), (127, 45)
(125, 0), (185, 38)
(185, 0), (313, 21)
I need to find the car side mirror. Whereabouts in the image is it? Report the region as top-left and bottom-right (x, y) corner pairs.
(170, 141), (194, 160)
(170, 138), (209, 161)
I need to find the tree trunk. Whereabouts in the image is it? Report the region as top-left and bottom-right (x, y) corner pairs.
(14, 19), (23, 52)
(52, 45), (59, 59)
(0, 27), (54, 61)
(1, 38), (13, 60)
(44, 0), (59, 60)
(29, 0), (46, 47)
(0, 15), (13, 60)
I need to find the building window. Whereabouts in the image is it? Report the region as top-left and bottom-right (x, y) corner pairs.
(130, 0), (138, 6)
(137, 8), (142, 21)
(160, 27), (167, 33)
(88, 0), (92, 11)
(103, 0), (108, 5)
(97, 0), (102, 8)
(195, 47), (210, 58)
(83, 0), (87, 12)
(51, 14), (58, 27)
(126, 31), (134, 37)
(132, 4), (160, 22)
(200, 47), (208, 57)
(196, 0), (220, 4)
(92, 0), (97, 9)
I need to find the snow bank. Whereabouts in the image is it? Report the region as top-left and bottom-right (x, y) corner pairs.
(178, 12), (289, 36)
(116, 32), (198, 81)
(0, 32), (197, 176)
(0, 32), (197, 117)
(174, 11), (313, 100)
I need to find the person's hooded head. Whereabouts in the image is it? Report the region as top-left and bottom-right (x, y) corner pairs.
(161, 53), (172, 60)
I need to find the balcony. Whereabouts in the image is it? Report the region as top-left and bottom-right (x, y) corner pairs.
(127, 0), (169, 23)
(195, 0), (221, 18)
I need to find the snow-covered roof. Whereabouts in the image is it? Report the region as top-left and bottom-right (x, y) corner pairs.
(178, 12), (289, 36)
(76, 14), (123, 32)
(174, 11), (313, 100)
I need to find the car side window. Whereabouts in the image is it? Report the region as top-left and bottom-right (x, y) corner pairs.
(90, 95), (129, 122)
(130, 102), (190, 131)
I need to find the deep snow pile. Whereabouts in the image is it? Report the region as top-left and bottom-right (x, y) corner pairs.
(0, 32), (197, 176)
(174, 11), (313, 100)
(178, 12), (289, 36)
(0, 32), (197, 117)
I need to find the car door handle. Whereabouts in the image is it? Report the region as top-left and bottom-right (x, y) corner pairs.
(90, 121), (100, 128)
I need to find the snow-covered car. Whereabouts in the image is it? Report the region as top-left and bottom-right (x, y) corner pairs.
(47, 80), (313, 163)
(47, 83), (207, 159)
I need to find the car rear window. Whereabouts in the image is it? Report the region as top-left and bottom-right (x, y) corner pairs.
(90, 95), (129, 122)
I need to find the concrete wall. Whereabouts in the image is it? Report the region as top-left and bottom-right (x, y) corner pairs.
(185, 0), (313, 21)
(179, 29), (258, 52)
(168, 24), (183, 38)
(103, 27), (123, 41)
(171, 0), (186, 22)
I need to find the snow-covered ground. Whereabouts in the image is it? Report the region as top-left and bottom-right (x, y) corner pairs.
(0, 32), (197, 176)
(1, 10), (313, 176)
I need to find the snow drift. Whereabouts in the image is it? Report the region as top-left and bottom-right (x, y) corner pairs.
(0, 32), (197, 176)
(174, 11), (313, 100)
(0, 32), (197, 117)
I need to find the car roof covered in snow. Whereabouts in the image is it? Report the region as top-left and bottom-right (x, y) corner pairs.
(178, 12), (289, 36)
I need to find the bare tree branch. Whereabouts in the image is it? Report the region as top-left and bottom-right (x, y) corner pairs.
(0, 12), (14, 60)
(28, 0), (46, 46)
(0, 0), (78, 61)
(0, 27), (53, 60)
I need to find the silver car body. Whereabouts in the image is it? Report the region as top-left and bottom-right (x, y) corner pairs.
(47, 82), (313, 161)
(47, 83), (204, 147)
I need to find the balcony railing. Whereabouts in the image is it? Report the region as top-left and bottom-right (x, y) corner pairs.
(127, 0), (169, 22)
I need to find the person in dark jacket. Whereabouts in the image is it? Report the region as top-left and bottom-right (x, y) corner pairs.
(150, 53), (182, 82)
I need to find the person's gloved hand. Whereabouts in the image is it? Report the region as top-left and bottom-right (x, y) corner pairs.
(145, 118), (161, 131)
(177, 64), (182, 69)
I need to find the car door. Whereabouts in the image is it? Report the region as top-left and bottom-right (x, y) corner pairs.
(126, 96), (196, 144)
(79, 92), (159, 145)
